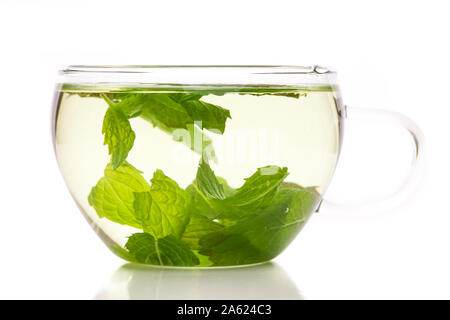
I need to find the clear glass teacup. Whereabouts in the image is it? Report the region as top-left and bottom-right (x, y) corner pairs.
(53, 66), (422, 267)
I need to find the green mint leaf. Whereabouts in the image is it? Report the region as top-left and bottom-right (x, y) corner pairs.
(185, 175), (236, 220)
(142, 169), (191, 238)
(115, 94), (218, 160)
(215, 166), (289, 220)
(119, 94), (193, 129)
(102, 105), (136, 169)
(186, 184), (219, 220)
(106, 92), (134, 104)
(180, 98), (231, 134)
(187, 165), (289, 220)
(239, 92), (303, 99)
(198, 233), (262, 266)
(132, 191), (153, 233)
(125, 233), (199, 266)
(198, 185), (321, 266)
(273, 92), (303, 99)
(181, 214), (224, 250)
(88, 162), (150, 229)
(196, 161), (226, 200)
(216, 177), (238, 197)
(170, 93), (203, 103)
(170, 93), (231, 133)
(107, 244), (138, 263)
(244, 186), (320, 256)
(224, 166), (289, 206)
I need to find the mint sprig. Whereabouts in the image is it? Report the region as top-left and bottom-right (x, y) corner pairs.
(142, 170), (191, 238)
(88, 162), (150, 228)
(188, 162), (290, 220)
(82, 91), (320, 267)
(198, 186), (320, 266)
(196, 161), (226, 200)
(102, 104), (135, 169)
(99, 93), (231, 166)
(125, 233), (199, 266)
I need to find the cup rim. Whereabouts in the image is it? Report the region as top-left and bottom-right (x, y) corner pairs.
(58, 65), (338, 88)
(61, 65), (334, 74)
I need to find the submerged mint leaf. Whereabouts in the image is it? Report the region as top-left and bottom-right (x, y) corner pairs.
(272, 92), (303, 99)
(125, 233), (199, 266)
(224, 166), (289, 206)
(113, 93), (220, 160)
(133, 191), (153, 233)
(244, 186), (320, 255)
(143, 170), (191, 238)
(239, 92), (304, 99)
(180, 98), (231, 134)
(186, 183), (219, 220)
(185, 170), (238, 220)
(118, 94), (194, 129)
(89, 165), (191, 237)
(196, 161), (226, 200)
(82, 89), (321, 267)
(170, 93), (231, 134)
(181, 214), (224, 250)
(198, 184), (321, 266)
(102, 105), (136, 169)
(108, 244), (138, 263)
(198, 233), (262, 266)
(186, 165), (290, 221)
(88, 162), (150, 229)
(216, 177), (237, 198)
(170, 93), (203, 103)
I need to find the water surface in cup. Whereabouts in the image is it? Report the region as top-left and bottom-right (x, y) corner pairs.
(54, 85), (341, 267)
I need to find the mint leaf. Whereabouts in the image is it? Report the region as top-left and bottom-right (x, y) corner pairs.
(216, 177), (237, 197)
(188, 164), (289, 220)
(244, 186), (320, 255)
(125, 233), (199, 266)
(180, 98), (231, 134)
(170, 93), (203, 102)
(224, 166), (289, 206)
(90, 164), (191, 239)
(132, 191), (152, 233)
(198, 185), (321, 266)
(240, 92), (303, 99)
(186, 184), (218, 220)
(198, 233), (262, 266)
(181, 214), (224, 250)
(185, 174), (237, 221)
(102, 105), (136, 169)
(196, 161), (226, 200)
(79, 88), (322, 267)
(118, 94), (193, 129)
(114, 94), (219, 160)
(107, 244), (138, 263)
(170, 93), (231, 134)
(88, 162), (150, 229)
(143, 170), (191, 238)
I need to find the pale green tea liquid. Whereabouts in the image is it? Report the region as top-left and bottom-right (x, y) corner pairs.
(54, 86), (342, 267)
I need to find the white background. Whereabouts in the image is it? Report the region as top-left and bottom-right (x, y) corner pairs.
(0, 0), (449, 299)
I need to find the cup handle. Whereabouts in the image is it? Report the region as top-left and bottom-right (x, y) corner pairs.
(321, 106), (425, 215)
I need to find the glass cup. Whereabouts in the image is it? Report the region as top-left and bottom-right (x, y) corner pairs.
(52, 65), (423, 267)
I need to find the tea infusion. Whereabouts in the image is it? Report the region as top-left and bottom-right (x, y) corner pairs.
(55, 86), (341, 267)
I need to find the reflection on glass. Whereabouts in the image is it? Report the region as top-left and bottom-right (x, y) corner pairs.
(96, 262), (302, 300)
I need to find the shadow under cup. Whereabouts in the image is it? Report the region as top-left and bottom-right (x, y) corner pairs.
(53, 66), (343, 267)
